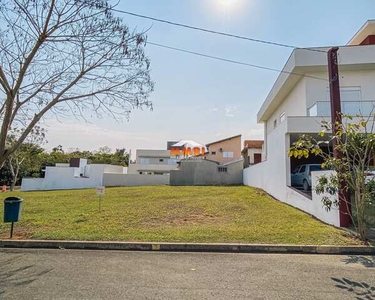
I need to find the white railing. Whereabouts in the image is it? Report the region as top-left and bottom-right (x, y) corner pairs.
(308, 101), (375, 117)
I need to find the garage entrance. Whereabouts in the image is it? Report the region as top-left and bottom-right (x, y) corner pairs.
(288, 134), (331, 195)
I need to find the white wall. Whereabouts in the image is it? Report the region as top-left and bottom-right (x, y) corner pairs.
(103, 165), (127, 174)
(244, 120), (289, 199)
(266, 78), (307, 135)
(21, 164), (127, 191)
(128, 163), (177, 174)
(103, 174), (169, 187)
(244, 165), (340, 226)
(311, 170), (340, 226)
(243, 121), (340, 226)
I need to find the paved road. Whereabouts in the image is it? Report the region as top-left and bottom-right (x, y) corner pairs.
(0, 249), (374, 300)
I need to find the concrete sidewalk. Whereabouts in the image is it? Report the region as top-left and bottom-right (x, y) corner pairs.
(1, 239), (374, 255)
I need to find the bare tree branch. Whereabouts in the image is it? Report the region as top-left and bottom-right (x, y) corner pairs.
(0, 0), (154, 166)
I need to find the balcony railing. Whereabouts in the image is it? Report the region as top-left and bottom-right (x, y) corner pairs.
(308, 101), (375, 117)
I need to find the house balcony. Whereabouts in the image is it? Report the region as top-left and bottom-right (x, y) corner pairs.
(308, 100), (375, 117)
(287, 100), (375, 134)
(286, 116), (327, 134)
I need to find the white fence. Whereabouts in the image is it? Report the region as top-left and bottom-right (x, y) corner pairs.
(21, 165), (105, 191)
(311, 170), (340, 226)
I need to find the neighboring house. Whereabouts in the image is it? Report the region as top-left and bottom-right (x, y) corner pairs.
(243, 20), (375, 227)
(127, 149), (178, 175)
(205, 134), (242, 164)
(127, 140), (205, 175)
(241, 140), (264, 168)
(170, 158), (243, 186)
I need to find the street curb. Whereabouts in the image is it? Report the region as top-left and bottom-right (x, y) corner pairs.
(0, 240), (374, 255)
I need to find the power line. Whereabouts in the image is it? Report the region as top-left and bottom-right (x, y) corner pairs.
(109, 7), (327, 54)
(147, 41), (329, 81)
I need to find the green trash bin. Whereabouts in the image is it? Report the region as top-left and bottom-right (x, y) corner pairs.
(4, 197), (23, 223)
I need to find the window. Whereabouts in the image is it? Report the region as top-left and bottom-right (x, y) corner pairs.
(327, 87), (361, 102)
(223, 151), (234, 158)
(299, 165), (306, 173)
(159, 158), (164, 162)
(218, 167), (227, 172)
(273, 119), (277, 129)
(279, 112), (286, 123)
(139, 158), (150, 164)
(211, 151), (216, 155)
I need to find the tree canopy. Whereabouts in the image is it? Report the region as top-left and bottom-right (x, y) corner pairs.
(0, 0), (154, 167)
(0, 145), (130, 187)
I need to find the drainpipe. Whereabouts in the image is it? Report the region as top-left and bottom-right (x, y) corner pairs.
(327, 47), (351, 227)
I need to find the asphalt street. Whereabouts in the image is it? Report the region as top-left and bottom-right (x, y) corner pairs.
(0, 249), (374, 300)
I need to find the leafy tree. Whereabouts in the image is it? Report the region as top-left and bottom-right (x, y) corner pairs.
(97, 146), (112, 155)
(0, 0), (154, 167)
(52, 145), (64, 154)
(89, 147), (129, 166)
(6, 126), (46, 190)
(289, 114), (375, 241)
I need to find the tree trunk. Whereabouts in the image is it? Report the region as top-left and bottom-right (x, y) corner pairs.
(355, 188), (366, 241)
(10, 177), (16, 191)
(8, 157), (19, 192)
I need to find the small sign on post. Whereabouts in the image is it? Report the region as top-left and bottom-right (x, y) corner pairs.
(95, 186), (105, 212)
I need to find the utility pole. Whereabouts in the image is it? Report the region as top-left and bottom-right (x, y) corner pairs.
(327, 47), (351, 227)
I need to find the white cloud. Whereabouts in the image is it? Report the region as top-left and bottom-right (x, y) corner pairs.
(224, 105), (239, 118)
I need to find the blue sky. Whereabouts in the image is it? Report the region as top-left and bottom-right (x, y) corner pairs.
(46, 0), (375, 156)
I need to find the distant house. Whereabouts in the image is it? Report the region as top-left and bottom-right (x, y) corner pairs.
(205, 134), (242, 164)
(127, 149), (178, 176)
(241, 140), (264, 168)
(170, 158), (243, 186)
(127, 140), (205, 176)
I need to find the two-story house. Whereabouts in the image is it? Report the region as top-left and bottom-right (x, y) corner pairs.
(244, 20), (375, 227)
(205, 134), (242, 164)
(127, 149), (179, 175)
(128, 140), (205, 175)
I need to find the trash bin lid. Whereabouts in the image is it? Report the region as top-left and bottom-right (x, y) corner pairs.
(4, 197), (23, 203)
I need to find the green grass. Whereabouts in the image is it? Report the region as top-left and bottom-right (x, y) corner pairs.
(0, 186), (362, 245)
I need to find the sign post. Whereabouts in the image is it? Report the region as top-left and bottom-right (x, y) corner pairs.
(95, 186), (105, 212)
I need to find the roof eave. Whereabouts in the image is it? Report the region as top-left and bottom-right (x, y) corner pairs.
(347, 20), (375, 46)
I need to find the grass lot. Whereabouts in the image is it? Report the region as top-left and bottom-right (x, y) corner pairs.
(0, 186), (361, 245)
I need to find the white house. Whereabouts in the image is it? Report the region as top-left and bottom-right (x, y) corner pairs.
(243, 20), (375, 227)
(241, 140), (264, 168)
(127, 140), (205, 175)
(127, 149), (179, 175)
